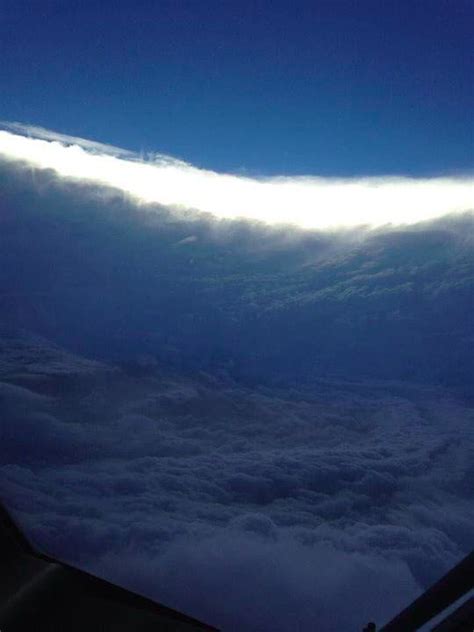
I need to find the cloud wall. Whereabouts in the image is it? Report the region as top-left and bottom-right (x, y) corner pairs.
(0, 123), (472, 230)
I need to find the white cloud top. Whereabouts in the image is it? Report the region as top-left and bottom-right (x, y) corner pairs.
(0, 123), (472, 230)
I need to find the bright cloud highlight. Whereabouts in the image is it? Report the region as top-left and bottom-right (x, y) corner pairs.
(0, 123), (472, 230)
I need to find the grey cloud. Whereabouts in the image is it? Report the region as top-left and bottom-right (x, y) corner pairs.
(0, 158), (473, 630)
(92, 531), (421, 632)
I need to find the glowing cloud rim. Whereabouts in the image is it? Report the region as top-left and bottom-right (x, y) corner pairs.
(0, 123), (472, 230)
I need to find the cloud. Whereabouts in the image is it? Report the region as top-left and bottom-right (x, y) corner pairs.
(92, 531), (420, 631)
(0, 122), (137, 159)
(0, 123), (472, 230)
(1, 169), (472, 390)
(1, 341), (472, 629)
(0, 132), (473, 630)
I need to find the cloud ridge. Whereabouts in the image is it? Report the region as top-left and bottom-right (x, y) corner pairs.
(0, 123), (472, 230)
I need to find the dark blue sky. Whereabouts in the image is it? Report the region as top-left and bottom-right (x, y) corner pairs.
(1, 0), (472, 175)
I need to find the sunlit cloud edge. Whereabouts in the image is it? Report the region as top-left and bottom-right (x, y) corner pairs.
(0, 122), (472, 231)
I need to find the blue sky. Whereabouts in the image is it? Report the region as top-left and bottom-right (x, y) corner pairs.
(1, 0), (472, 175)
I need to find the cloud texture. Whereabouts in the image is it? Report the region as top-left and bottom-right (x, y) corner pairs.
(0, 130), (473, 630)
(1, 335), (472, 630)
(0, 123), (472, 229)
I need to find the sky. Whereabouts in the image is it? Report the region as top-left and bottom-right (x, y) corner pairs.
(1, 0), (473, 176)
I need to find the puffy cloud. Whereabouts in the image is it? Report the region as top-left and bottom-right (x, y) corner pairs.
(1, 160), (472, 391)
(92, 531), (420, 631)
(0, 131), (473, 630)
(1, 343), (472, 629)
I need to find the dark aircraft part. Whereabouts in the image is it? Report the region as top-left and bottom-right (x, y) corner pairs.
(0, 502), (218, 631)
(372, 550), (474, 631)
(430, 597), (474, 631)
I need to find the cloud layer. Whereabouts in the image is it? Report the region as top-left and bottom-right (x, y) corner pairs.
(0, 122), (472, 230)
(0, 134), (473, 630)
(1, 333), (473, 630)
(1, 160), (472, 391)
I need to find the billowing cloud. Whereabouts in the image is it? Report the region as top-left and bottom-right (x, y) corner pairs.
(0, 122), (472, 230)
(0, 128), (473, 631)
(1, 338), (472, 629)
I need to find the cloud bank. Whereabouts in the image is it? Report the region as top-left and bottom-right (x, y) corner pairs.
(0, 127), (473, 630)
(0, 122), (472, 230)
(1, 157), (473, 391)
